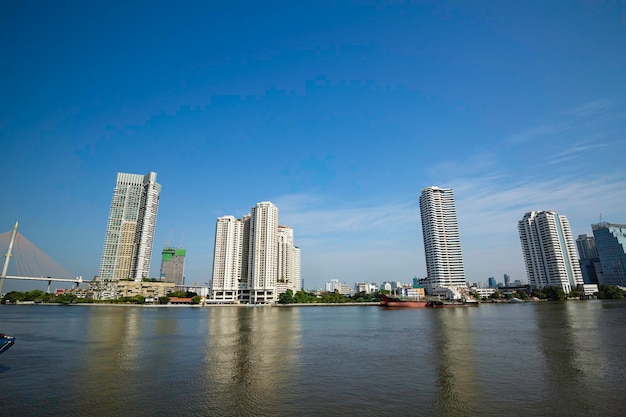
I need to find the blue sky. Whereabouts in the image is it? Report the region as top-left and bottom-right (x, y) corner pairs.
(1, 1), (625, 292)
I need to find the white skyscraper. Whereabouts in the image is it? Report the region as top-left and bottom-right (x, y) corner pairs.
(277, 225), (301, 292)
(293, 246), (301, 291)
(419, 186), (466, 291)
(518, 210), (583, 293)
(211, 215), (244, 295)
(99, 172), (161, 281)
(247, 201), (279, 302)
(210, 201), (299, 304)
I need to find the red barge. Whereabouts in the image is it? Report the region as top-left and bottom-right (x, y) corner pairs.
(379, 294), (428, 308)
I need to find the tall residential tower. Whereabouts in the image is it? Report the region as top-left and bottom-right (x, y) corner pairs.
(99, 172), (161, 281)
(210, 201), (300, 304)
(247, 201), (279, 302)
(518, 210), (583, 293)
(211, 215), (245, 301)
(419, 186), (466, 292)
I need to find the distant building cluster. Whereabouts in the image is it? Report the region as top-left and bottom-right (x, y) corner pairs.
(209, 201), (301, 304)
(326, 279), (352, 295)
(518, 213), (626, 292)
(580, 223), (626, 287)
(85, 173), (625, 302)
(414, 186), (625, 299)
(321, 279), (425, 300)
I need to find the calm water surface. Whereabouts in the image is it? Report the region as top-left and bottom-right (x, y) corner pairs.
(1, 301), (625, 416)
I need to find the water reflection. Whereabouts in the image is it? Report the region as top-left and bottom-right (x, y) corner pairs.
(534, 302), (609, 415)
(3, 303), (626, 416)
(204, 307), (302, 415)
(72, 307), (146, 415)
(428, 309), (481, 417)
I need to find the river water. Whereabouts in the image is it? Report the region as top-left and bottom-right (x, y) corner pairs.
(1, 301), (625, 417)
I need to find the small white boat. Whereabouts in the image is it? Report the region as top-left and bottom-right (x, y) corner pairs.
(509, 297), (524, 303)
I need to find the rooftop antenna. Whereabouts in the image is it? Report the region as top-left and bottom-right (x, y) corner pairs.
(179, 231), (185, 249)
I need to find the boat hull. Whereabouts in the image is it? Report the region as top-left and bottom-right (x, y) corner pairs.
(382, 301), (428, 308)
(379, 294), (428, 308)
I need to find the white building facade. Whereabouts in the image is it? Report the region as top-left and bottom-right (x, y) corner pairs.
(293, 247), (301, 291)
(278, 225), (301, 293)
(99, 172), (161, 281)
(210, 201), (299, 304)
(419, 186), (466, 292)
(247, 201), (279, 302)
(518, 210), (583, 293)
(211, 215), (244, 301)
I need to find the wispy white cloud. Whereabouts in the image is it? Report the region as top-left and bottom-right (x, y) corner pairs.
(505, 98), (614, 145)
(565, 99), (612, 119)
(546, 139), (612, 165)
(430, 151), (500, 179)
(278, 168), (626, 286)
(449, 171), (626, 280)
(275, 192), (417, 239)
(276, 98), (625, 287)
(453, 173), (626, 236)
(505, 123), (569, 144)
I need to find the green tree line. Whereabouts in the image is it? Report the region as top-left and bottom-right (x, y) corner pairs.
(2, 289), (201, 305)
(277, 289), (376, 304)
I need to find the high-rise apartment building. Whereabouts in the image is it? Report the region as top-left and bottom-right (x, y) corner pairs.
(592, 222), (626, 286)
(211, 215), (245, 301)
(518, 211), (583, 293)
(293, 246), (301, 291)
(247, 201), (279, 302)
(99, 172), (161, 281)
(419, 186), (466, 292)
(278, 225), (302, 288)
(160, 247), (186, 286)
(576, 234), (600, 284)
(278, 225), (294, 284)
(210, 201), (299, 304)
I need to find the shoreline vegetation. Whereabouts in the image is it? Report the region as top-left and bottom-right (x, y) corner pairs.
(1, 286), (624, 307)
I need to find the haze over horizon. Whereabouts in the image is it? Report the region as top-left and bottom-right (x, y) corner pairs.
(2, 1), (625, 292)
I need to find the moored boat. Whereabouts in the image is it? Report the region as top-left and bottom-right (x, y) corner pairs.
(379, 294), (428, 308)
(0, 334), (15, 355)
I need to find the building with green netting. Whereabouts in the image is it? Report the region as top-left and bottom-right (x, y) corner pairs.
(160, 247), (186, 286)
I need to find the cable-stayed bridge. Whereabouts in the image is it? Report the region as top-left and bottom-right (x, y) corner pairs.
(0, 222), (82, 294)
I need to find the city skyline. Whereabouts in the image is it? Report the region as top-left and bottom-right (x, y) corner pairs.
(1, 2), (625, 291)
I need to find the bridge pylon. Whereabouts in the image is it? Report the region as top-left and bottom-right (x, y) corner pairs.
(0, 221), (18, 295)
